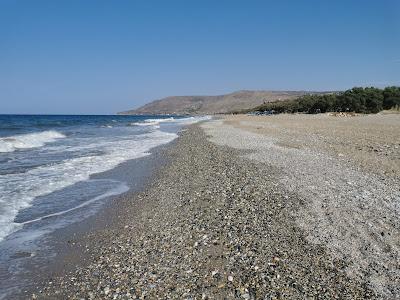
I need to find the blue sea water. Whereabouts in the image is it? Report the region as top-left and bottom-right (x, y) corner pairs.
(0, 114), (210, 298)
(0, 115), (171, 240)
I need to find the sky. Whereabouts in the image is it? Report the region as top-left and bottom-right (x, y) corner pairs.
(0, 0), (399, 114)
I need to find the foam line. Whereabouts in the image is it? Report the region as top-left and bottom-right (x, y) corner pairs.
(19, 182), (129, 225)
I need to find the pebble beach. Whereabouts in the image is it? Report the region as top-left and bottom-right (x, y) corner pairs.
(36, 114), (399, 299)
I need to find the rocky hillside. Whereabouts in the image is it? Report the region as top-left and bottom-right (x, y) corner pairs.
(118, 90), (310, 115)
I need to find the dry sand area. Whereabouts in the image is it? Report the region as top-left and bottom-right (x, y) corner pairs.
(202, 113), (400, 298)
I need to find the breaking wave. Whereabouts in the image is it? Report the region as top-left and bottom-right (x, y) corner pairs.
(0, 131), (66, 153)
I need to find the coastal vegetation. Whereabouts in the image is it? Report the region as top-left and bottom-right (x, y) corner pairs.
(248, 86), (400, 114)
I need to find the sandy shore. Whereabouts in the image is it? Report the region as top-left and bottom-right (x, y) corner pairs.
(37, 114), (399, 299)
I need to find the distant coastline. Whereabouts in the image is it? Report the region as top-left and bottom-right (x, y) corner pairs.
(118, 90), (317, 115)
(118, 87), (400, 116)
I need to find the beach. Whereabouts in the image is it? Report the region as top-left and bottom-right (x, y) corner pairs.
(35, 114), (399, 299)
(0, 115), (202, 299)
(2, 1), (398, 299)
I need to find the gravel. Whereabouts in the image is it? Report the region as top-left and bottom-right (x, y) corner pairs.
(202, 114), (400, 298)
(37, 121), (384, 299)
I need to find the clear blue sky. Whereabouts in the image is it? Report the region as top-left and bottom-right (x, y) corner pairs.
(0, 0), (399, 114)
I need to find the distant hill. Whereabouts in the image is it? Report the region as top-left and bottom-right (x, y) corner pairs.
(118, 90), (314, 115)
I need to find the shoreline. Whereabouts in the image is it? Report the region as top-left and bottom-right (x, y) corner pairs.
(35, 115), (400, 299)
(8, 138), (178, 300)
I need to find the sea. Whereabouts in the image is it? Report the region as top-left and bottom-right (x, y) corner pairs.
(0, 114), (209, 298)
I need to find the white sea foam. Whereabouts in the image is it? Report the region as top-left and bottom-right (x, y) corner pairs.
(144, 117), (176, 123)
(0, 130), (178, 241)
(174, 116), (212, 124)
(129, 117), (176, 127)
(130, 121), (160, 128)
(132, 116), (211, 127)
(0, 130), (66, 153)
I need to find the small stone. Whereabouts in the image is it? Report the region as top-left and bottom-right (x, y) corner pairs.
(228, 275), (233, 282)
(104, 286), (110, 295)
(242, 293), (250, 299)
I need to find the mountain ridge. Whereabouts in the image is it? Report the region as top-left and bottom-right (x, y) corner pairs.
(118, 90), (320, 115)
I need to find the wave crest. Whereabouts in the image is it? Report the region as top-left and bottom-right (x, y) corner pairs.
(130, 116), (211, 128)
(0, 130), (66, 153)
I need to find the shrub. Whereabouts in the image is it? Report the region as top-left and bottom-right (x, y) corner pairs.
(250, 86), (399, 114)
